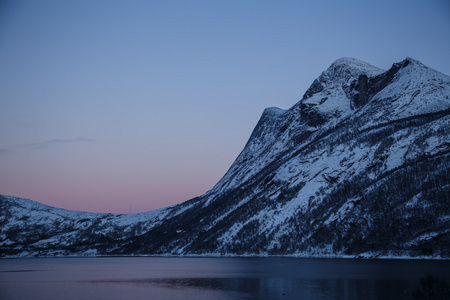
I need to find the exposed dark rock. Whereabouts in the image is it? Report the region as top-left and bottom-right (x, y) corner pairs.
(351, 58), (411, 108)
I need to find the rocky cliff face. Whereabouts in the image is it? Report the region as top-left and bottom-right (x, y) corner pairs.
(1, 57), (449, 258)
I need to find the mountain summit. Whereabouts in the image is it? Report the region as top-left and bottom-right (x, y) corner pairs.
(1, 57), (449, 258)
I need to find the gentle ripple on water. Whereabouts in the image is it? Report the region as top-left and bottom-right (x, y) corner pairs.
(1, 257), (449, 300)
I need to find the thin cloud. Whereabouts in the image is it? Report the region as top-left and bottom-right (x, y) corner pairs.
(21, 137), (95, 150)
(0, 138), (95, 154)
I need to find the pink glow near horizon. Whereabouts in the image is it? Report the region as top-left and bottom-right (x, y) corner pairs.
(0, 147), (233, 213)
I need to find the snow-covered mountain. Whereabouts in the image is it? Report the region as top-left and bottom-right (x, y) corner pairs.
(2, 57), (449, 258)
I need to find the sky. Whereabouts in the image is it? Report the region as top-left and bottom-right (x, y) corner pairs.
(1, 0), (449, 214)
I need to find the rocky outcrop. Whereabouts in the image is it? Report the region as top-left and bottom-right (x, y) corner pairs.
(351, 58), (415, 109)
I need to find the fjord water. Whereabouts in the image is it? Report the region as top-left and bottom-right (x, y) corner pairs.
(1, 257), (449, 300)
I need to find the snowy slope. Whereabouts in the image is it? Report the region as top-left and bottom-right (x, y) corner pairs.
(0, 195), (192, 256)
(1, 57), (449, 258)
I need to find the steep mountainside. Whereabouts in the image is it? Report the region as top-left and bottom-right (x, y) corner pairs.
(1, 57), (449, 258)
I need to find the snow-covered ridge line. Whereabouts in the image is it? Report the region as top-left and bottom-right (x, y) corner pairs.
(1, 57), (449, 258)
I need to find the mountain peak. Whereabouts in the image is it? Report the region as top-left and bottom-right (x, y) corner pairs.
(303, 57), (384, 99)
(329, 57), (384, 76)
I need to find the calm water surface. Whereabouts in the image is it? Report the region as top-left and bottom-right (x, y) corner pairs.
(1, 257), (449, 299)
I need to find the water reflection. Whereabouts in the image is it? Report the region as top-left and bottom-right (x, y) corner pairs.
(1, 257), (450, 300)
(84, 276), (432, 299)
(412, 274), (450, 300)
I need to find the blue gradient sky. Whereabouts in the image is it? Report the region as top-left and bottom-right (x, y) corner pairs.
(1, 0), (449, 213)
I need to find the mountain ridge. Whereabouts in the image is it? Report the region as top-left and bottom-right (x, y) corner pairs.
(1, 57), (449, 258)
